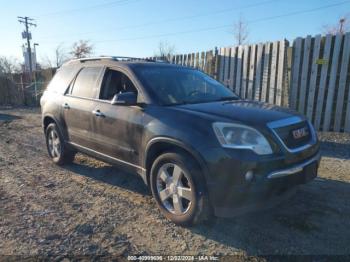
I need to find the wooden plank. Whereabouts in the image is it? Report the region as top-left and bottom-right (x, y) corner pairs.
(179, 54), (183, 66)
(206, 50), (213, 76)
(200, 52), (205, 71)
(247, 44), (256, 100)
(195, 52), (200, 68)
(268, 41), (278, 104)
(345, 83), (350, 132)
(254, 43), (263, 101)
(187, 54), (191, 67)
(314, 34), (333, 130)
(182, 54), (186, 66)
(283, 46), (293, 107)
(235, 46), (243, 96)
(228, 47), (237, 92)
(306, 35), (322, 120)
(218, 47), (226, 83)
(261, 43), (271, 102)
(276, 40), (286, 106)
(204, 51), (209, 74)
(298, 36), (312, 113)
(241, 45), (250, 99)
(290, 37), (302, 109)
(223, 47), (231, 87)
(334, 32), (350, 131)
(323, 34), (343, 131)
(187, 53), (191, 67)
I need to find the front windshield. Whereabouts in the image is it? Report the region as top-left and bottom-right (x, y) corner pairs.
(132, 66), (238, 105)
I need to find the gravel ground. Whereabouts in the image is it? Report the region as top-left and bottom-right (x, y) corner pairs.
(0, 108), (349, 259)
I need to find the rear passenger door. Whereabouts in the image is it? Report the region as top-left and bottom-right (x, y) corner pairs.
(63, 66), (103, 148)
(90, 68), (144, 167)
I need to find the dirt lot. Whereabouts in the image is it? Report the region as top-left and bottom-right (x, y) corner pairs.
(0, 108), (350, 258)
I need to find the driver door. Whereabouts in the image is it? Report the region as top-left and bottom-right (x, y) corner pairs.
(90, 68), (144, 168)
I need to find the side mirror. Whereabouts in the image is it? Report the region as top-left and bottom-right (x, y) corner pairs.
(111, 92), (137, 106)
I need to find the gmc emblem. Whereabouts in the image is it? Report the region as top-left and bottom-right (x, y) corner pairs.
(292, 127), (309, 139)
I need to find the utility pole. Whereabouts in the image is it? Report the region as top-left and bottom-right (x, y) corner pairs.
(339, 18), (346, 34)
(18, 16), (36, 77)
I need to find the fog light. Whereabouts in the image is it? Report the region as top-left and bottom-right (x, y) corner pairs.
(245, 170), (254, 181)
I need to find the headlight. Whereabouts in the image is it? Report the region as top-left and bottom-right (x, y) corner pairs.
(212, 122), (273, 155)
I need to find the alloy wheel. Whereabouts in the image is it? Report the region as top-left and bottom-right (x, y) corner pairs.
(156, 163), (194, 215)
(47, 129), (61, 159)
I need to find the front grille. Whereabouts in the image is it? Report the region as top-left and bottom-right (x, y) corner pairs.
(273, 121), (312, 149)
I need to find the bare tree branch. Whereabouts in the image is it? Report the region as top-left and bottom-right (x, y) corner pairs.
(0, 56), (21, 75)
(154, 41), (175, 61)
(233, 15), (249, 45)
(70, 40), (94, 59)
(323, 14), (350, 35)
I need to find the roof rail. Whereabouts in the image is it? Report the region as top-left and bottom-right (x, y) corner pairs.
(62, 56), (163, 67)
(64, 56), (156, 63)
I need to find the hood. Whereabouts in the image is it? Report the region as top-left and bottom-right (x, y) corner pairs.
(174, 100), (303, 127)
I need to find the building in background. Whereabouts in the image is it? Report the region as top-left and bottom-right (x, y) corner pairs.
(22, 44), (37, 72)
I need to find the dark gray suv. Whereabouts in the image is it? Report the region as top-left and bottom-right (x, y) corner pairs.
(41, 56), (320, 225)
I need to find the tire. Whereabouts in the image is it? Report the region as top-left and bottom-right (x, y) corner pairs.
(150, 151), (211, 226)
(45, 123), (76, 165)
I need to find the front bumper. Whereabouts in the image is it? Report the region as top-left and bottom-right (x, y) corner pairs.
(202, 145), (321, 217)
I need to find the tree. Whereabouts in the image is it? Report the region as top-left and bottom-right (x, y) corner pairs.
(41, 43), (67, 69)
(0, 56), (21, 75)
(323, 15), (350, 35)
(154, 41), (175, 61)
(54, 44), (67, 67)
(70, 40), (94, 59)
(233, 15), (249, 45)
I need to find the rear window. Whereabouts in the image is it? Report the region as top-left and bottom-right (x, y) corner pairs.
(71, 67), (102, 99)
(46, 65), (79, 94)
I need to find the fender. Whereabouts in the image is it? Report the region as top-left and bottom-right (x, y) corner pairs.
(144, 136), (210, 181)
(42, 113), (68, 142)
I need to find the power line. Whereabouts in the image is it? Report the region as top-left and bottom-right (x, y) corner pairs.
(37, 0), (280, 40)
(34, 0), (140, 17)
(91, 0), (350, 44)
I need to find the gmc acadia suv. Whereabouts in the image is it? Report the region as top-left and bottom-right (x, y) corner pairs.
(40, 56), (320, 225)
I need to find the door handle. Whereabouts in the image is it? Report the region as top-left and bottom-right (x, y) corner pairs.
(92, 109), (105, 117)
(62, 103), (70, 109)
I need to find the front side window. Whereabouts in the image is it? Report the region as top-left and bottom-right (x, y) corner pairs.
(132, 66), (237, 105)
(99, 69), (137, 100)
(71, 67), (102, 98)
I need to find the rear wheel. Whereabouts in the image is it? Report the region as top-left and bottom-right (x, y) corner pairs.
(150, 152), (211, 226)
(45, 123), (75, 165)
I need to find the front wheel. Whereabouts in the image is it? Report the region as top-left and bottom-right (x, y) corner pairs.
(150, 152), (211, 226)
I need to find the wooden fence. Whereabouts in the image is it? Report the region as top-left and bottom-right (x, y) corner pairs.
(162, 33), (350, 133)
(290, 33), (350, 133)
(0, 69), (55, 106)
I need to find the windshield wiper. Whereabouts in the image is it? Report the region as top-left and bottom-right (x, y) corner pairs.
(215, 96), (239, 102)
(163, 101), (190, 106)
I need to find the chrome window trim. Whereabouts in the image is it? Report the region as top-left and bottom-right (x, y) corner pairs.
(267, 116), (317, 153)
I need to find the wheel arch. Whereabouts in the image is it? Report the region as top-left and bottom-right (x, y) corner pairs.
(42, 114), (67, 141)
(144, 137), (209, 187)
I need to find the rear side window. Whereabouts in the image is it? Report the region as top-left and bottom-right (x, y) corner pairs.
(71, 67), (102, 99)
(46, 65), (79, 94)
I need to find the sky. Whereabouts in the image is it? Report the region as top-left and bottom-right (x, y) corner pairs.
(0, 0), (349, 65)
